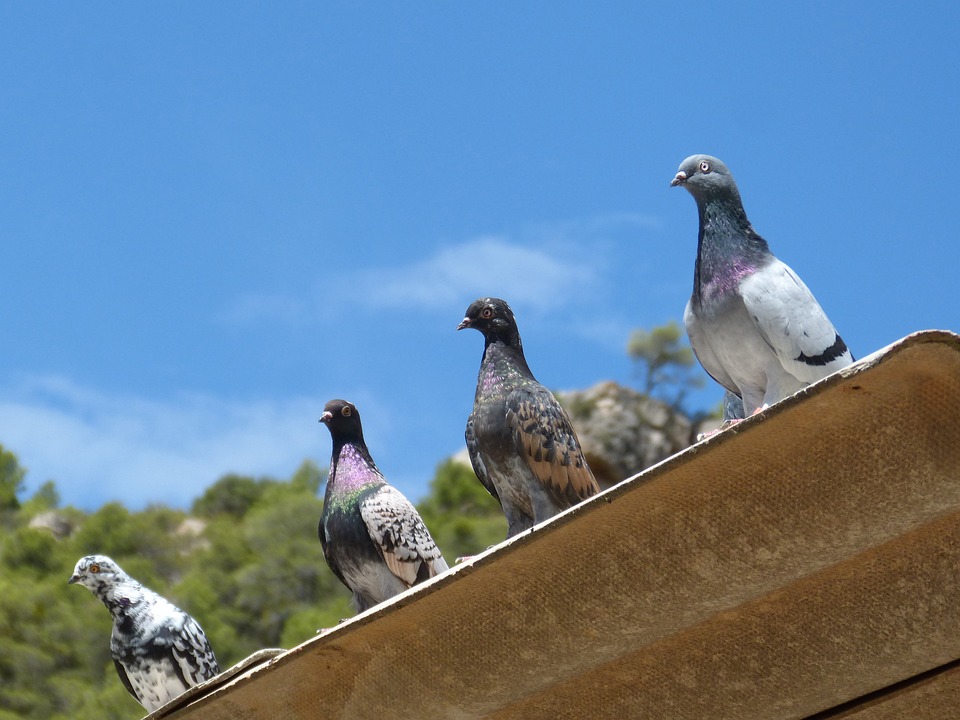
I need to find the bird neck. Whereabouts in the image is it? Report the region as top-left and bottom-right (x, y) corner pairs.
(95, 579), (146, 616)
(693, 194), (771, 302)
(327, 441), (383, 498)
(481, 334), (535, 381)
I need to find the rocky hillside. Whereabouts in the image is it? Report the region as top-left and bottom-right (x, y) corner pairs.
(559, 381), (717, 489)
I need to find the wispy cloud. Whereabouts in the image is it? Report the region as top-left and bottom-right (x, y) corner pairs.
(217, 212), (659, 326)
(0, 375), (325, 510)
(355, 235), (598, 312)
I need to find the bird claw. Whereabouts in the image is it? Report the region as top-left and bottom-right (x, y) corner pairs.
(315, 617), (349, 634)
(456, 543), (498, 564)
(696, 401), (772, 441)
(696, 417), (746, 442)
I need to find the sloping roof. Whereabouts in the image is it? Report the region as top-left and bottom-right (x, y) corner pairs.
(154, 330), (960, 720)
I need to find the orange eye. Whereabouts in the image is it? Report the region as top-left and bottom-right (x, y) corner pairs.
(481, 307), (494, 319)
(699, 160), (711, 173)
(341, 406), (352, 417)
(89, 564), (101, 574)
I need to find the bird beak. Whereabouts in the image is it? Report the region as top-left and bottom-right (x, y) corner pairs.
(670, 171), (687, 187)
(319, 411), (333, 424)
(456, 317), (472, 331)
(68, 574), (80, 584)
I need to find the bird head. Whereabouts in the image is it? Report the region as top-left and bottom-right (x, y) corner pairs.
(670, 154), (738, 201)
(457, 297), (522, 348)
(68, 554), (126, 591)
(319, 399), (365, 443)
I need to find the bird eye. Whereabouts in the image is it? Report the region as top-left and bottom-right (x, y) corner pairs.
(341, 406), (352, 417)
(89, 564), (100, 574)
(699, 160), (711, 173)
(480, 307), (494, 319)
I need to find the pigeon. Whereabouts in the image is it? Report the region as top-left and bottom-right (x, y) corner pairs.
(318, 399), (449, 613)
(458, 297), (599, 539)
(671, 154), (854, 416)
(68, 555), (219, 713)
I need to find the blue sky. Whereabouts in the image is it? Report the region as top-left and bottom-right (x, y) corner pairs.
(1, 3), (957, 510)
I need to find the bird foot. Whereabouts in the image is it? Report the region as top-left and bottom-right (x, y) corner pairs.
(456, 544), (498, 564)
(696, 402), (772, 441)
(696, 418), (744, 442)
(315, 618), (350, 634)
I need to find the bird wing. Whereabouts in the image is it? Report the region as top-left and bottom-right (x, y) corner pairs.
(319, 517), (350, 588)
(465, 413), (501, 504)
(147, 611), (219, 689)
(113, 658), (139, 702)
(684, 297), (740, 393)
(740, 258), (852, 384)
(169, 615), (219, 685)
(359, 485), (448, 587)
(505, 385), (599, 504)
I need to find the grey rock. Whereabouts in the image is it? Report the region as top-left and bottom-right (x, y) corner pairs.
(557, 381), (695, 489)
(27, 510), (74, 539)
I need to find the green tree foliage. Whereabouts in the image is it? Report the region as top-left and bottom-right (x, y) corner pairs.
(191, 473), (270, 518)
(19, 480), (61, 518)
(0, 444), (26, 513)
(0, 447), (508, 720)
(627, 320), (705, 411)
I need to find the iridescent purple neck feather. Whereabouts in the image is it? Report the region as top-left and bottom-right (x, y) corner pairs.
(330, 443), (383, 493)
(693, 193), (772, 307)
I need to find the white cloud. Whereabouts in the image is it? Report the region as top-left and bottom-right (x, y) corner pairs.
(217, 212), (662, 326)
(0, 375), (325, 510)
(355, 235), (598, 312)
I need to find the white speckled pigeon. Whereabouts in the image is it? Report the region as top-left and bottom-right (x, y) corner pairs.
(458, 297), (599, 539)
(69, 555), (219, 713)
(318, 399), (449, 612)
(671, 154), (854, 416)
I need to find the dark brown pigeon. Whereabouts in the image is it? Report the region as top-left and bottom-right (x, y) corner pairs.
(458, 297), (599, 539)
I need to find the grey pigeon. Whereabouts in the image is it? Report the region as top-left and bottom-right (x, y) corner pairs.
(671, 155), (853, 416)
(318, 399), (449, 612)
(458, 297), (599, 539)
(69, 555), (219, 713)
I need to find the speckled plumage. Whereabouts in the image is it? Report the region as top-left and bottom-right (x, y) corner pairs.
(318, 399), (448, 612)
(68, 555), (219, 713)
(672, 155), (854, 415)
(458, 297), (599, 539)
